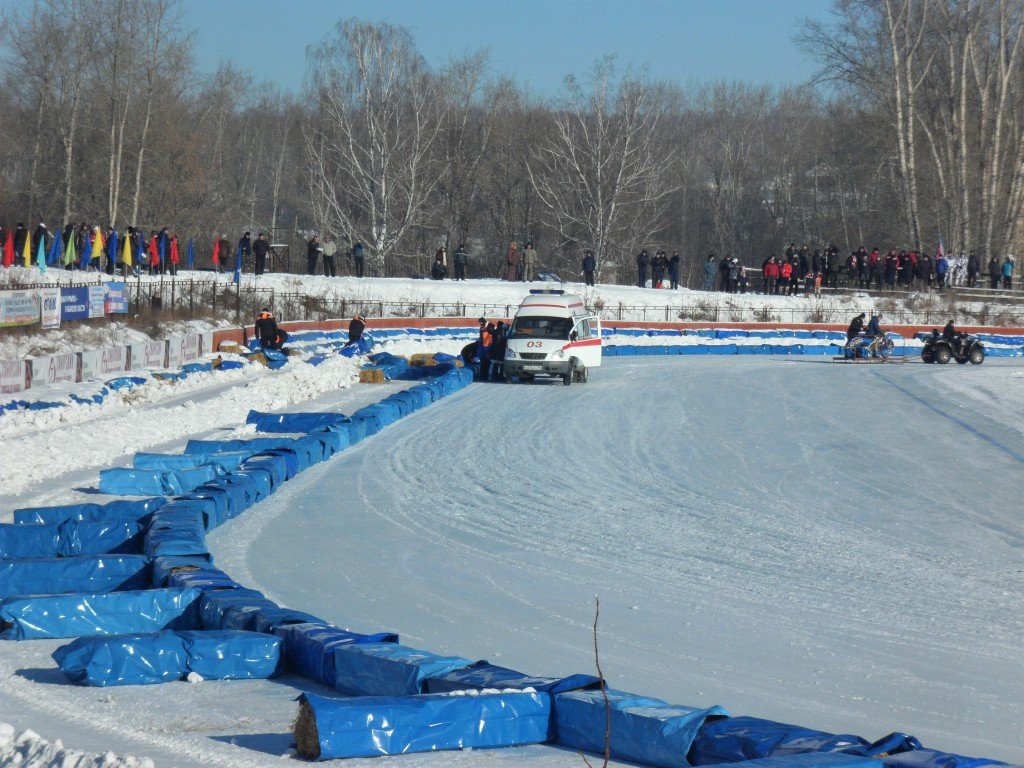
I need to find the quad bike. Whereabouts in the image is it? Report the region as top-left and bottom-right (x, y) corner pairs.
(920, 332), (985, 364)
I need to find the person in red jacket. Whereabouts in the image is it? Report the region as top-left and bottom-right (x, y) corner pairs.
(763, 255), (780, 295)
(779, 259), (793, 295)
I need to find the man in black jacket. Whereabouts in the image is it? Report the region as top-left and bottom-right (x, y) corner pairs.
(306, 235), (323, 275)
(846, 312), (866, 341)
(636, 249), (648, 288)
(582, 249), (596, 286)
(253, 232), (271, 275)
(348, 314), (365, 343)
(254, 309), (288, 350)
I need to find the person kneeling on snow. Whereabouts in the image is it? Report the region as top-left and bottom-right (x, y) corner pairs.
(348, 314), (365, 344)
(255, 308), (288, 351)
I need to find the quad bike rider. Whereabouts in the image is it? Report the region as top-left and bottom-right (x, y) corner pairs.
(921, 321), (985, 364)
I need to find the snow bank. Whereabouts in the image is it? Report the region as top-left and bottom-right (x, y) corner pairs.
(0, 722), (154, 768)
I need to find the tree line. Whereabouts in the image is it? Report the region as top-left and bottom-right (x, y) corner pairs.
(1, 0), (1021, 287)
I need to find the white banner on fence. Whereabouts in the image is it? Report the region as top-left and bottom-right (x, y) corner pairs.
(200, 331), (213, 357)
(167, 334), (200, 369)
(129, 340), (167, 370)
(31, 353), (78, 387)
(98, 346), (128, 375)
(87, 285), (106, 318)
(79, 350), (98, 382)
(0, 289), (39, 328)
(0, 360), (29, 395)
(40, 287), (61, 330)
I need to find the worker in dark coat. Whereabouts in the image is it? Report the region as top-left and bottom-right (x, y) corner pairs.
(636, 249), (649, 288)
(475, 317), (493, 381)
(846, 313), (866, 341)
(348, 314), (365, 343)
(254, 308), (288, 350)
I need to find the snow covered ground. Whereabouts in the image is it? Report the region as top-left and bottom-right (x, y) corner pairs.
(2, 354), (1023, 766)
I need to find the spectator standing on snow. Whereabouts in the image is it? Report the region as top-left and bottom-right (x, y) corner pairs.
(636, 249), (649, 288)
(582, 249), (596, 286)
(348, 314), (365, 343)
(453, 243), (469, 281)
(935, 251), (948, 288)
(476, 317), (493, 380)
(321, 234), (338, 277)
(988, 256), (1000, 289)
(523, 242), (538, 281)
(12, 223), (27, 261)
(967, 251), (980, 287)
(31, 223), (49, 265)
(253, 232), (271, 276)
(668, 251), (680, 289)
(254, 308), (288, 350)
(306, 235), (323, 275)
(490, 321), (508, 381)
(1001, 256), (1013, 289)
(763, 255), (779, 295)
(703, 254), (716, 291)
(728, 258), (740, 293)
(719, 254), (731, 292)
(350, 241), (365, 277)
(238, 231), (253, 272)
(503, 241), (519, 281)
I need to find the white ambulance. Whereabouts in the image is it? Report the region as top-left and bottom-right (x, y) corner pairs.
(502, 290), (602, 385)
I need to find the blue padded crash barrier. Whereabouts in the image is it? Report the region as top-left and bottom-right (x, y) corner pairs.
(150, 555), (214, 587)
(144, 506), (208, 558)
(238, 455), (287, 490)
(332, 642), (473, 697)
(167, 565), (245, 592)
(133, 451), (250, 474)
(0, 587), (201, 640)
(555, 688), (728, 768)
(426, 660), (600, 696)
(14, 498), (165, 526)
(3, 519), (143, 559)
(273, 622), (399, 686)
(250, 606), (325, 634)
(184, 437), (296, 455)
(245, 410), (350, 434)
(687, 715), (869, 765)
(879, 749), (1006, 768)
(723, 755), (896, 768)
(0, 554), (151, 598)
(177, 629), (281, 680)
(232, 467), (274, 502)
(98, 465), (218, 496)
(199, 588), (278, 631)
(298, 691), (552, 761)
(54, 631), (188, 686)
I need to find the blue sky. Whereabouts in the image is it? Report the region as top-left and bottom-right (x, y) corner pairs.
(180, 0), (834, 95)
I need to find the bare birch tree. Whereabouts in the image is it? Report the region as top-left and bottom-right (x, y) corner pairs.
(528, 58), (676, 280)
(305, 20), (446, 274)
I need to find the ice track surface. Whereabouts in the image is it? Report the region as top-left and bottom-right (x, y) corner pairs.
(2, 357), (1022, 766)
(235, 357), (1024, 763)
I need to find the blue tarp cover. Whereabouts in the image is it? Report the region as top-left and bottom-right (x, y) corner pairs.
(727, 754), (892, 768)
(185, 437), (296, 455)
(300, 691), (551, 760)
(150, 555), (214, 587)
(60, 520), (145, 556)
(99, 465), (218, 496)
(555, 688), (728, 768)
(177, 630), (281, 679)
(688, 716), (869, 765)
(273, 622), (399, 685)
(425, 660), (600, 695)
(14, 498), (164, 526)
(167, 565), (245, 592)
(0, 554), (151, 598)
(54, 631), (188, 686)
(245, 410), (350, 434)
(145, 507), (208, 558)
(0, 587), (201, 640)
(0, 523), (61, 559)
(250, 606), (324, 634)
(332, 642), (473, 696)
(134, 451), (250, 473)
(199, 589), (277, 630)
(880, 750), (1007, 768)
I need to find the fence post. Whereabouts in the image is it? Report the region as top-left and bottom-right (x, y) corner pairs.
(235, 283), (240, 323)
(189, 280), (194, 318)
(212, 280), (217, 315)
(171, 279), (176, 314)
(379, 300), (383, 317)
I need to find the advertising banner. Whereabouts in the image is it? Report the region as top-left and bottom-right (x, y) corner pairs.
(31, 353), (78, 386)
(60, 286), (90, 321)
(0, 290), (39, 328)
(167, 335), (201, 369)
(98, 346), (128, 375)
(129, 341), (166, 370)
(105, 282), (128, 314)
(41, 287), (61, 330)
(0, 360), (29, 395)
(87, 285), (106, 318)
(79, 350), (98, 382)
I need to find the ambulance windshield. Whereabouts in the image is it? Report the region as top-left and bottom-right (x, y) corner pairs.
(511, 316), (572, 340)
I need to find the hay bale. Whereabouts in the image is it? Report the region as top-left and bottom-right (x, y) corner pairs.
(359, 369), (385, 384)
(284, 348), (301, 357)
(294, 698), (321, 761)
(408, 353), (437, 367)
(248, 352), (268, 367)
(218, 341), (246, 354)
(169, 565), (200, 576)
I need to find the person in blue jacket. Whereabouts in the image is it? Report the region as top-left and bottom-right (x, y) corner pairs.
(475, 317), (493, 381)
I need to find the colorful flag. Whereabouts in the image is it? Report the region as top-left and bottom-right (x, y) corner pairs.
(2, 230), (13, 268)
(136, 231), (144, 268)
(187, 237), (194, 270)
(211, 238), (220, 267)
(63, 233), (76, 266)
(233, 243), (242, 284)
(169, 236), (179, 264)
(81, 232), (93, 270)
(47, 229), (63, 267)
(121, 232), (132, 266)
(22, 232), (31, 267)
(92, 228), (105, 264)
(159, 235), (166, 265)
(37, 236), (46, 273)
(149, 236), (159, 265)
